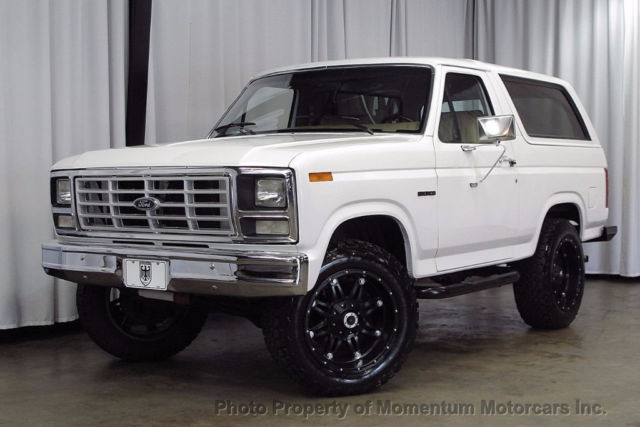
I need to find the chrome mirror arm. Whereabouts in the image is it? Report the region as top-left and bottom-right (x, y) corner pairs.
(468, 143), (507, 188)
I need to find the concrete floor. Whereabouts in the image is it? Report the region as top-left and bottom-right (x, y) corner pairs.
(1, 277), (639, 426)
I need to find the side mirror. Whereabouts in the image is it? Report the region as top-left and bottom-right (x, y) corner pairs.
(477, 115), (516, 143)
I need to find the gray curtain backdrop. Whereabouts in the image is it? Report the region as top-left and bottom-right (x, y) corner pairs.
(0, 0), (126, 328)
(144, 0), (472, 144)
(0, 0), (637, 328)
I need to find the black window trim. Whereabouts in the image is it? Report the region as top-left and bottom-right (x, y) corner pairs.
(438, 71), (495, 144)
(500, 74), (591, 142)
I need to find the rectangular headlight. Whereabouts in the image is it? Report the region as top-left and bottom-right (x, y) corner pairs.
(255, 178), (286, 208)
(56, 179), (72, 205)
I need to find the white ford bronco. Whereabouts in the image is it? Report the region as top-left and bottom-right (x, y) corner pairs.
(43, 58), (616, 395)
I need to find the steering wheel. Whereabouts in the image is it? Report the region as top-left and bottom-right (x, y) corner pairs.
(381, 113), (413, 123)
(316, 114), (363, 124)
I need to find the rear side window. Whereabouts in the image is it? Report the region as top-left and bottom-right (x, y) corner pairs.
(501, 75), (589, 140)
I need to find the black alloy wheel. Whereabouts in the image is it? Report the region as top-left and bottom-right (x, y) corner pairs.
(262, 240), (417, 395)
(304, 269), (402, 378)
(105, 288), (187, 340)
(77, 284), (207, 361)
(550, 238), (583, 312)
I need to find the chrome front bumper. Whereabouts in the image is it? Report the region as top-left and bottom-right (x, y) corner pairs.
(42, 241), (308, 297)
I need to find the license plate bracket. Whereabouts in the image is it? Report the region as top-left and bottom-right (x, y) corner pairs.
(123, 259), (169, 291)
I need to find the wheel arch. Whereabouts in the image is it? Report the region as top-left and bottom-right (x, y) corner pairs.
(546, 202), (583, 234)
(327, 215), (411, 270)
(534, 193), (586, 246)
(305, 202), (418, 290)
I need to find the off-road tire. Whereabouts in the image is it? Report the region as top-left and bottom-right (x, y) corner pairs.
(262, 239), (418, 396)
(513, 218), (585, 329)
(77, 284), (207, 361)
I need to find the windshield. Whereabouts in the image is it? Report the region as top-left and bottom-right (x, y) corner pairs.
(210, 65), (432, 137)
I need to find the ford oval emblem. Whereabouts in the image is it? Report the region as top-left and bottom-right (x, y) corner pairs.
(133, 197), (160, 211)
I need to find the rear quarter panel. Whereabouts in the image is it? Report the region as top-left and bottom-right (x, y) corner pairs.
(488, 71), (609, 260)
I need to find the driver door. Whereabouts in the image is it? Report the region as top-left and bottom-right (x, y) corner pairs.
(434, 68), (519, 271)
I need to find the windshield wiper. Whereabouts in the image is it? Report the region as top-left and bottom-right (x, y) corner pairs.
(213, 122), (256, 136)
(342, 122), (374, 135)
(273, 124), (375, 135)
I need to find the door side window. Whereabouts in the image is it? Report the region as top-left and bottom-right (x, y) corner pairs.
(438, 73), (494, 143)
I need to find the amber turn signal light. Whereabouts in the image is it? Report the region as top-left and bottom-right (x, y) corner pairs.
(309, 172), (333, 182)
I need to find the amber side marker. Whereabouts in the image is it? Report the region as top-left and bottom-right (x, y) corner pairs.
(309, 172), (333, 182)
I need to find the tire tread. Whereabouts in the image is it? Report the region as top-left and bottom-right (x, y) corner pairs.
(513, 218), (584, 329)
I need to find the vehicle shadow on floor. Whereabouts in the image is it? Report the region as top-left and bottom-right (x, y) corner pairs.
(91, 298), (584, 399)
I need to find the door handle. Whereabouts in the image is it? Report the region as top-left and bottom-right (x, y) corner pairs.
(499, 156), (517, 167)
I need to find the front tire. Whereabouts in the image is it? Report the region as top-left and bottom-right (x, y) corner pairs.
(513, 218), (585, 329)
(77, 285), (207, 361)
(262, 240), (418, 395)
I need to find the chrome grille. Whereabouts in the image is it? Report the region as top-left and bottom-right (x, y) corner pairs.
(75, 175), (233, 235)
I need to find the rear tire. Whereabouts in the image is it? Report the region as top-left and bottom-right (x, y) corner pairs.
(77, 285), (207, 361)
(262, 240), (418, 396)
(513, 218), (585, 329)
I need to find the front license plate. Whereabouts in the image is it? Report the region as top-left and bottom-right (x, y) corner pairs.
(123, 259), (169, 291)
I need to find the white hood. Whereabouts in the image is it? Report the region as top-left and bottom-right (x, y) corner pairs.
(51, 133), (417, 170)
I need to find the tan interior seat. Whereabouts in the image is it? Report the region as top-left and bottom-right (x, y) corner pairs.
(438, 110), (484, 143)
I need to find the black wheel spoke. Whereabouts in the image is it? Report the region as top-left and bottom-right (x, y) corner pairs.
(312, 299), (331, 317)
(364, 306), (379, 317)
(324, 335), (335, 354)
(361, 298), (376, 307)
(330, 279), (344, 301)
(325, 335), (343, 355)
(313, 329), (329, 338)
(315, 299), (330, 309)
(362, 318), (375, 330)
(350, 277), (365, 299)
(332, 338), (343, 354)
(309, 319), (328, 332)
(361, 328), (374, 336)
(347, 336), (361, 356)
(312, 304), (329, 317)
